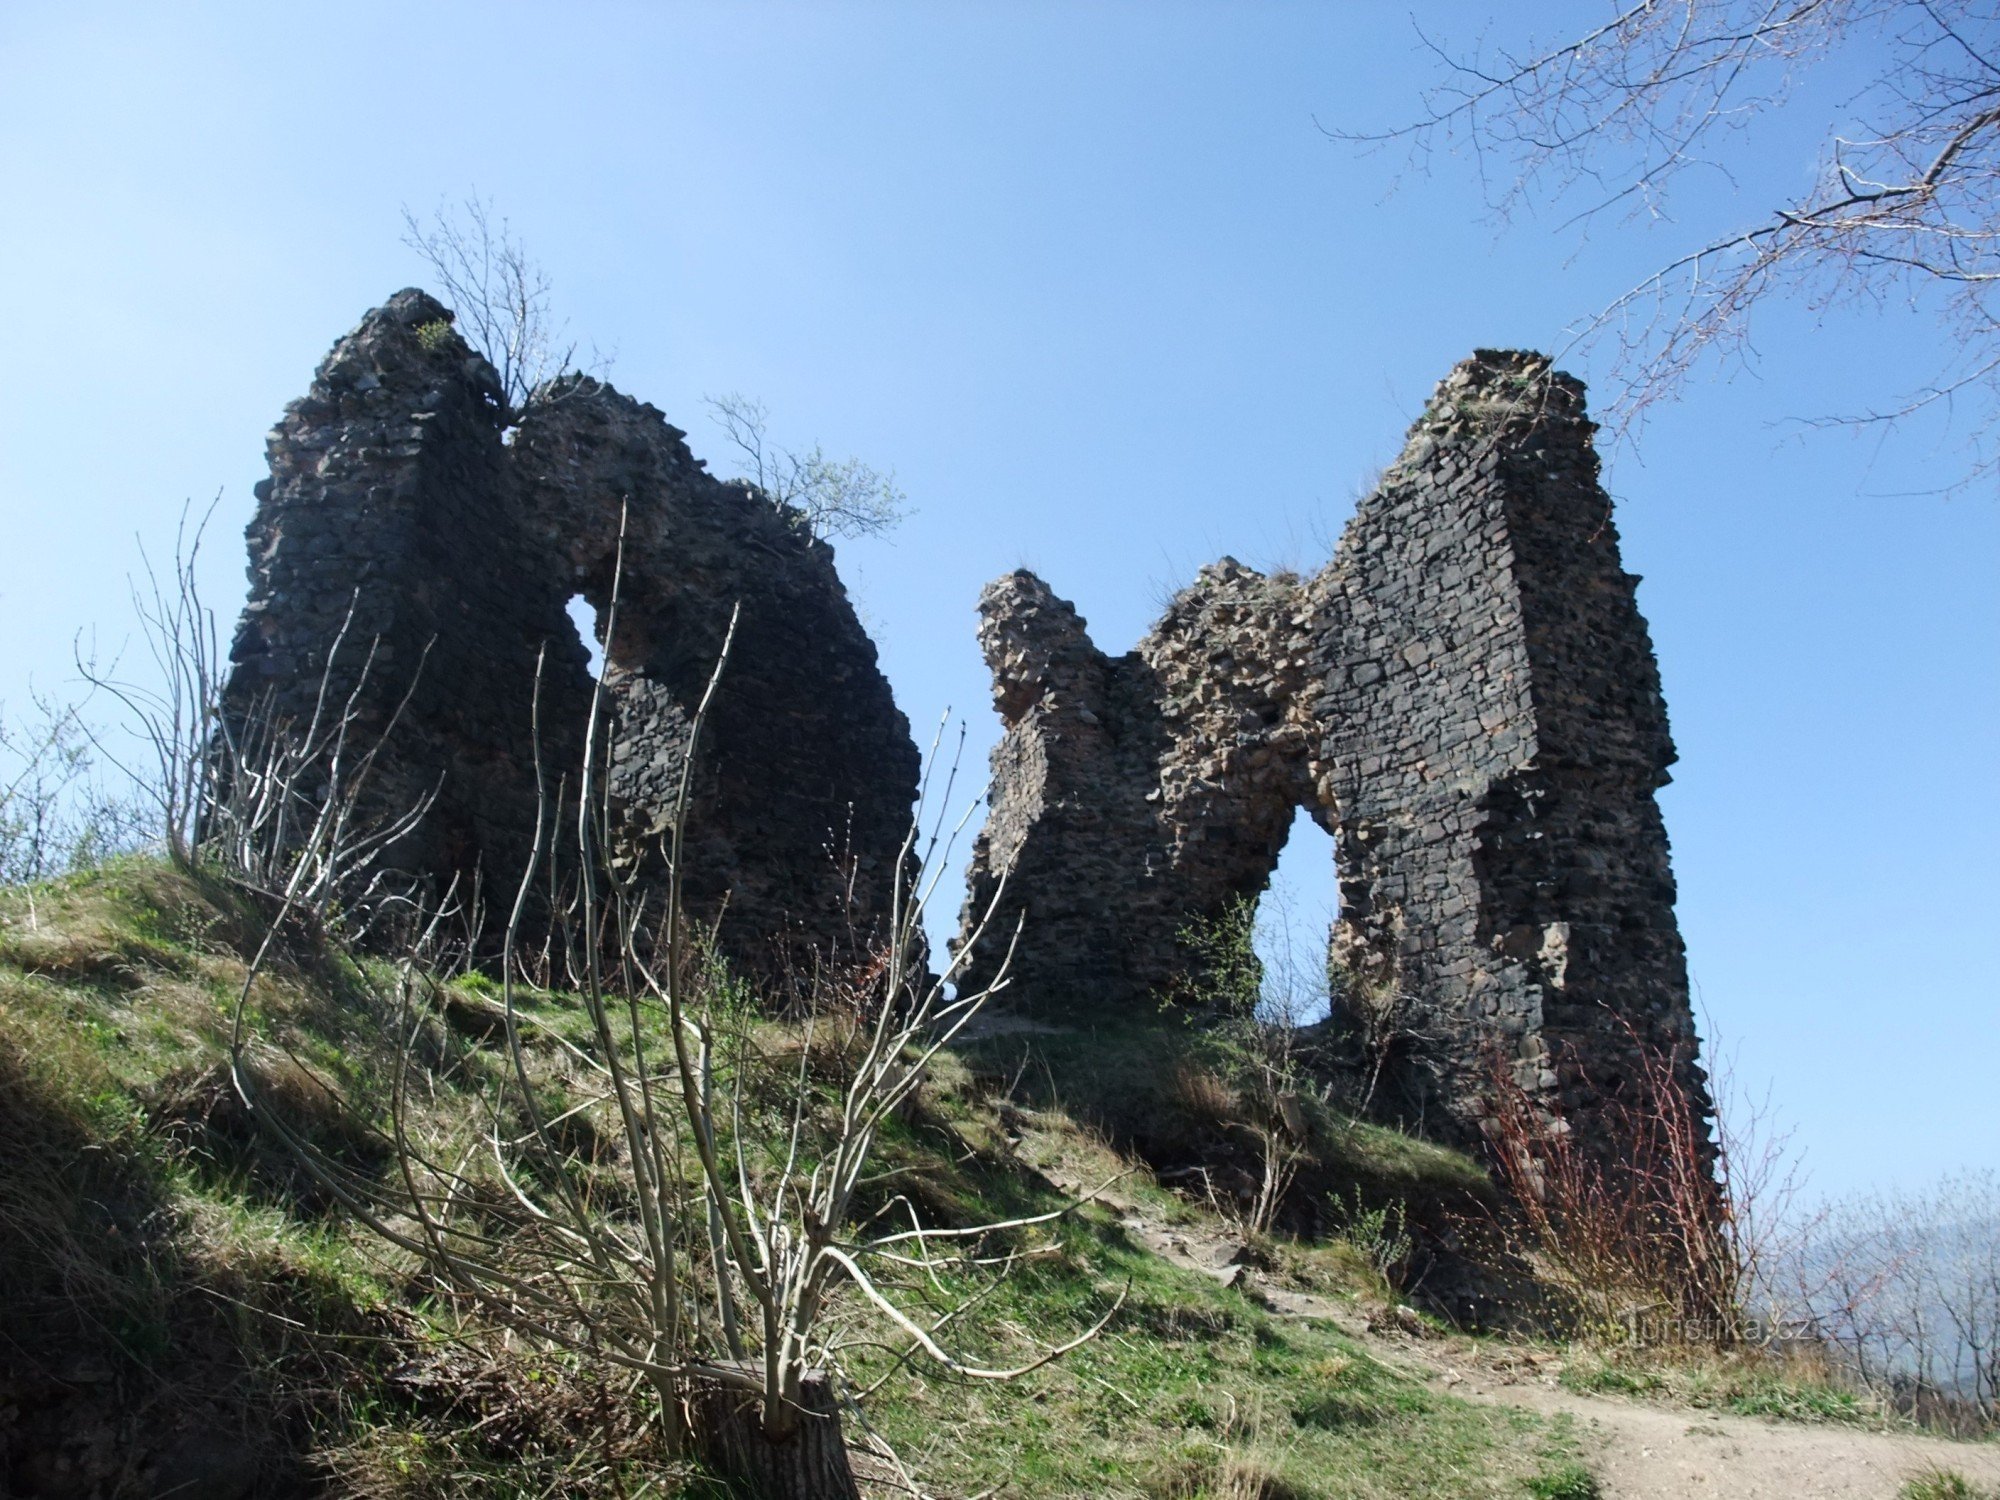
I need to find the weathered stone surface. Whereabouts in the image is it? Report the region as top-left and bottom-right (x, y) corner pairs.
(224, 292), (918, 978)
(955, 350), (1711, 1157)
(511, 378), (920, 973)
(1317, 352), (1705, 1154)
(225, 289), (586, 900)
(956, 561), (1326, 1007)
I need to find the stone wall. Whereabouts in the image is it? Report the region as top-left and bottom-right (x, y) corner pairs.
(956, 561), (1325, 1007)
(225, 290), (586, 897)
(227, 301), (1705, 1157)
(955, 351), (1710, 1155)
(224, 292), (919, 978)
(511, 378), (921, 972)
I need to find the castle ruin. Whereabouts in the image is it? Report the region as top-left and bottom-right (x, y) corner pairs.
(227, 295), (1709, 1161)
(225, 290), (918, 975)
(952, 352), (1710, 1154)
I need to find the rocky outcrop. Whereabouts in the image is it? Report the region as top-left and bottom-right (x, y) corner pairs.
(955, 351), (1710, 1157)
(224, 292), (918, 979)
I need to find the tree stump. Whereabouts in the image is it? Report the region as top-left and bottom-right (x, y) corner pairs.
(688, 1367), (862, 1500)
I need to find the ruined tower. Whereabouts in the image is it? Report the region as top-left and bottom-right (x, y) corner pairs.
(225, 291), (920, 976)
(954, 351), (1709, 1155)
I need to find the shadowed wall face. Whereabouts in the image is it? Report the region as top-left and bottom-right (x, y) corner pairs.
(955, 561), (1325, 1009)
(510, 379), (922, 973)
(224, 292), (920, 979)
(955, 351), (1710, 1156)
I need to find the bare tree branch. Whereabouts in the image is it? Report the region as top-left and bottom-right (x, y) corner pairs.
(401, 195), (591, 419)
(1337, 1), (2000, 487)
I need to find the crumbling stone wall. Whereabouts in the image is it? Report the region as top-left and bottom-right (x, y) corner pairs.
(511, 378), (920, 971)
(226, 290), (588, 897)
(955, 351), (1710, 1156)
(956, 561), (1324, 1007)
(1316, 353), (1704, 1150)
(225, 291), (918, 976)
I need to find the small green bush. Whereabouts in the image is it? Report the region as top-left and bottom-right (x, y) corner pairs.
(1524, 1462), (1603, 1500)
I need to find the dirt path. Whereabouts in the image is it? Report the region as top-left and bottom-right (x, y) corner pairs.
(1406, 1344), (2000, 1500)
(1054, 1164), (2000, 1499)
(1266, 1272), (2000, 1500)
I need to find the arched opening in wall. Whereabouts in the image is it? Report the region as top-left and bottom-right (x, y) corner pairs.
(1253, 806), (1339, 1024)
(566, 594), (605, 679)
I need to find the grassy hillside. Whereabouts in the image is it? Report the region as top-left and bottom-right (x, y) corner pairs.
(0, 857), (1592, 1499)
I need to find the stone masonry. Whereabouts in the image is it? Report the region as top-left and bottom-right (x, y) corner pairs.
(226, 301), (1706, 1158)
(956, 562), (1326, 1009)
(225, 291), (919, 977)
(510, 376), (920, 971)
(954, 351), (1711, 1156)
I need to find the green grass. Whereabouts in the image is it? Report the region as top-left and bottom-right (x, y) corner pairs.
(0, 855), (1570, 1498)
(1902, 1468), (2000, 1500)
(1522, 1462), (1602, 1500)
(1559, 1346), (1880, 1428)
(855, 1211), (1548, 1498)
(954, 1009), (1491, 1210)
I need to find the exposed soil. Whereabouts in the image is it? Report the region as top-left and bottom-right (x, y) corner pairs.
(1049, 1161), (2000, 1500)
(1434, 1358), (2000, 1500)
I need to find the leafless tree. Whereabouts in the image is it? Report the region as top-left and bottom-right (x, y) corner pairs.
(1774, 1169), (2000, 1431)
(221, 520), (1115, 1497)
(402, 196), (582, 418)
(0, 686), (149, 884)
(706, 392), (909, 542)
(1341, 2), (2000, 485)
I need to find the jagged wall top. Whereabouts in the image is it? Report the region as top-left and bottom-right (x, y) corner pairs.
(955, 350), (1707, 1163)
(226, 291), (920, 977)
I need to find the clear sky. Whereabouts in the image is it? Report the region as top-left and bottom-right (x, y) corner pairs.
(2, 2), (1993, 1201)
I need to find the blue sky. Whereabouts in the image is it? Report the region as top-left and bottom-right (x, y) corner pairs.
(2, 2), (1993, 1200)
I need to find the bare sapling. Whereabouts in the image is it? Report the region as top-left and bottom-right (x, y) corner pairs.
(704, 392), (909, 543)
(82, 502), (434, 932)
(217, 516), (1121, 1498)
(400, 196), (585, 419)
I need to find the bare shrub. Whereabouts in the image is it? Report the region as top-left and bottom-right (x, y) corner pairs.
(1774, 1169), (2000, 1434)
(1478, 1025), (1746, 1349)
(0, 686), (149, 884)
(78, 505), (436, 944)
(220, 536), (1118, 1496)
